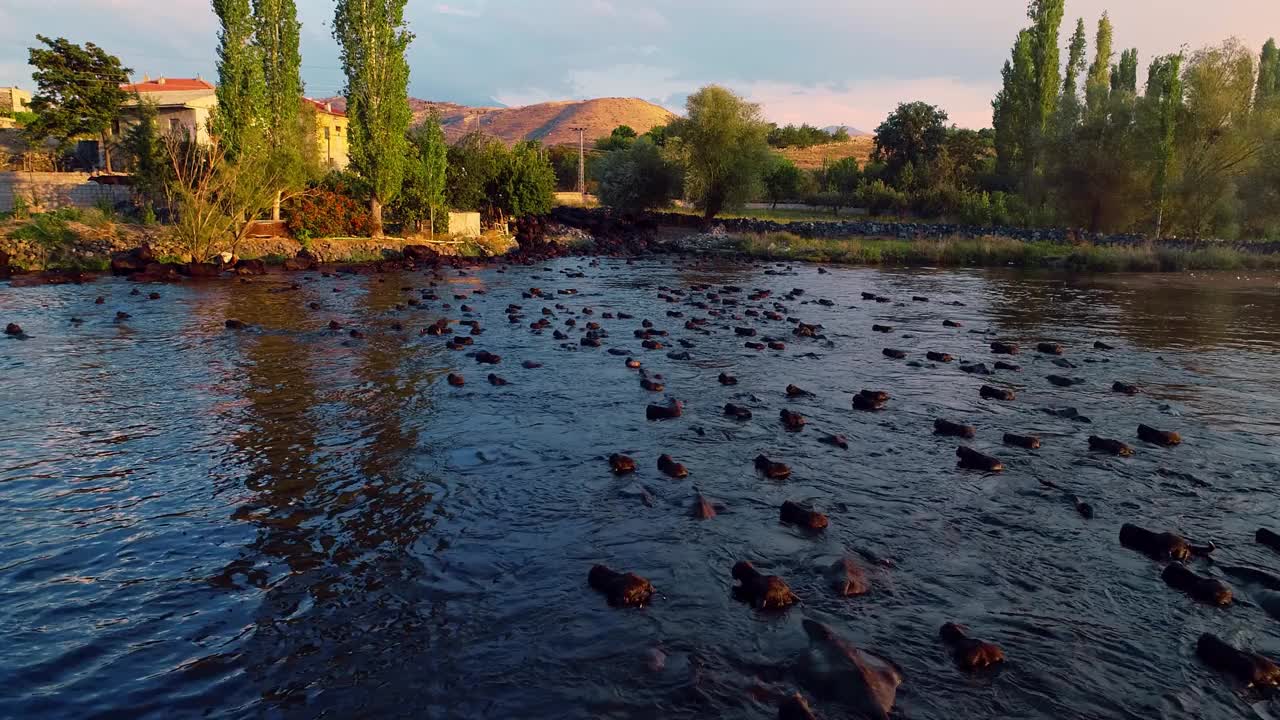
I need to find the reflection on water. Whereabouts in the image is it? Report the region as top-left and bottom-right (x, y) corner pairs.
(1, 263), (1278, 719)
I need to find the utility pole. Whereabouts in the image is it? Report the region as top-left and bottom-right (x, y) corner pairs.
(570, 126), (586, 204)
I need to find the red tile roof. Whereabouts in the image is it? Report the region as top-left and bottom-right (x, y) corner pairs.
(304, 97), (347, 117)
(121, 77), (215, 93)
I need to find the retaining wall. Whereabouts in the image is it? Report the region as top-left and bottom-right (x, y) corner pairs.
(0, 171), (132, 213)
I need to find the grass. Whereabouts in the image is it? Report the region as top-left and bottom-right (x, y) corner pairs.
(732, 232), (1280, 272)
(666, 205), (912, 224)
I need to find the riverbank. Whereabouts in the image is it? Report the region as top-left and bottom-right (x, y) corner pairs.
(715, 231), (1280, 272)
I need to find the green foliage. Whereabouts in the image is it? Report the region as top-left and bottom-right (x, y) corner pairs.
(547, 144), (581, 190)
(1258, 39), (1280, 106)
(596, 125), (639, 152)
(334, 0), (414, 236)
(642, 124), (670, 146)
(446, 131), (507, 213)
(123, 95), (167, 207)
(396, 113), (449, 232)
(597, 138), (679, 213)
(212, 0), (266, 158)
(24, 35), (131, 171)
(858, 180), (908, 217)
(671, 85), (773, 220)
(761, 156), (803, 208)
(12, 111), (37, 126)
(1057, 18), (1088, 131)
(494, 142), (556, 218)
(823, 157), (862, 194)
(767, 123), (847, 148)
(284, 189), (373, 237)
(1085, 13), (1114, 120)
(873, 102), (947, 186)
(993, 30), (1035, 185)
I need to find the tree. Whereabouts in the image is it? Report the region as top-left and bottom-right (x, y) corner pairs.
(993, 30), (1034, 185)
(122, 95), (166, 211)
(254, 0), (308, 220)
(1025, 0), (1065, 179)
(1169, 39), (1265, 238)
(761, 156), (802, 209)
(825, 157), (861, 195)
(212, 0), (265, 159)
(333, 0), (414, 238)
(1144, 54), (1183, 238)
(938, 127), (994, 190)
(1258, 38), (1280, 106)
(1056, 18), (1088, 132)
(597, 138), (679, 212)
(872, 101), (948, 186)
(398, 113), (448, 235)
(1112, 49), (1139, 96)
(24, 36), (131, 173)
(669, 85), (772, 221)
(1085, 13), (1114, 121)
(446, 131), (506, 214)
(494, 142), (556, 219)
(596, 125), (639, 152)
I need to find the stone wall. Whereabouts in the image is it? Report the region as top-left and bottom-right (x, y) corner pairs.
(0, 172), (132, 213)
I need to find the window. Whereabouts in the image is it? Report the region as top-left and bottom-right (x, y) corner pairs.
(336, 126), (342, 134)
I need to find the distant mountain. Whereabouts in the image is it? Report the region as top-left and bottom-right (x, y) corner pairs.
(317, 96), (676, 146)
(823, 125), (872, 137)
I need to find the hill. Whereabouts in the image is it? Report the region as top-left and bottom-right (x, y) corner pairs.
(822, 125), (871, 137)
(777, 137), (876, 171)
(317, 96), (675, 147)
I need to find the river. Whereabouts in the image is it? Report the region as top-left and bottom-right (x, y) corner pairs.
(2, 259), (1279, 719)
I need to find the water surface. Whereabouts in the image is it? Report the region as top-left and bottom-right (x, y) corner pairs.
(2, 261), (1279, 719)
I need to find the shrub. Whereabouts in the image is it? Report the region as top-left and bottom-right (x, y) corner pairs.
(597, 139), (680, 213)
(858, 180), (908, 217)
(284, 189), (373, 238)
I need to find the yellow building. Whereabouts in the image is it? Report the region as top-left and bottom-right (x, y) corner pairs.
(305, 98), (349, 170)
(1, 86), (33, 115)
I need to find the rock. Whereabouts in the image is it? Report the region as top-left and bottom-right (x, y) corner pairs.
(1119, 524), (1192, 561)
(447, 373), (465, 387)
(778, 693), (817, 720)
(1088, 436), (1133, 456)
(780, 409), (806, 431)
(940, 623), (1005, 670)
(755, 454), (791, 480)
(1138, 424), (1181, 446)
(1258, 528), (1280, 555)
(1196, 634), (1280, 688)
(735, 326), (757, 337)
(4, 323), (23, 337)
(610, 453), (637, 474)
(798, 620), (901, 719)
(1094, 341), (1115, 350)
(960, 362), (992, 375)
(724, 403), (753, 420)
(1046, 374), (1084, 387)
(1113, 382), (1141, 395)
(1003, 433), (1041, 449)
(786, 384), (814, 398)
(994, 361), (1021, 371)
(625, 358), (642, 369)
(1037, 342), (1065, 355)
(872, 324), (893, 333)
(109, 244), (154, 275)
(1044, 407), (1091, 423)
(944, 320), (963, 328)
(646, 399), (683, 421)
(1162, 562), (1232, 606)
(234, 259), (266, 276)
(487, 373), (509, 386)
(852, 390), (889, 411)
(224, 319), (248, 330)
(956, 446), (1004, 472)
(474, 351), (501, 364)
(657, 454), (688, 479)
(820, 434), (849, 450)
(828, 556), (869, 596)
(780, 501), (828, 530)
(692, 494), (717, 519)
(588, 565), (654, 607)
(402, 245), (440, 264)
(980, 385), (1015, 401)
(732, 560), (797, 609)
(926, 351), (954, 363)
(990, 341), (1019, 355)
(882, 348), (906, 360)
(934, 418), (976, 438)
(185, 261), (222, 278)
(718, 372), (738, 386)
(640, 375), (665, 392)
(522, 360), (543, 369)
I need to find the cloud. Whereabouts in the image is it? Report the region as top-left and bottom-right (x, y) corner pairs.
(433, 3), (480, 18)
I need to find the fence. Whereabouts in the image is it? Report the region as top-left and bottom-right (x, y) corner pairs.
(0, 171), (132, 213)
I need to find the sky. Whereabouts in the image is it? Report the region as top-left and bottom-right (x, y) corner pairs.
(2, 0), (1278, 130)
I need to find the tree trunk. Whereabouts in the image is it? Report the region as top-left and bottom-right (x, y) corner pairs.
(272, 191), (282, 222)
(429, 205), (435, 241)
(101, 132), (113, 174)
(371, 197), (384, 239)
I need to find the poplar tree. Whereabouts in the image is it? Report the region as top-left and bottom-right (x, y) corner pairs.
(333, 0), (414, 237)
(212, 0), (265, 158)
(1085, 13), (1114, 121)
(1145, 54), (1183, 238)
(1257, 39), (1280, 107)
(992, 30), (1034, 183)
(253, 0), (307, 219)
(1056, 18), (1088, 130)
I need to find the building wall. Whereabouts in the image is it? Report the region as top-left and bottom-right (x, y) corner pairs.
(0, 171), (131, 212)
(1, 87), (32, 115)
(315, 111), (349, 170)
(448, 212), (482, 238)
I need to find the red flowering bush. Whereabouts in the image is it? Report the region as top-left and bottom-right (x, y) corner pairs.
(284, 189), (373, 239)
